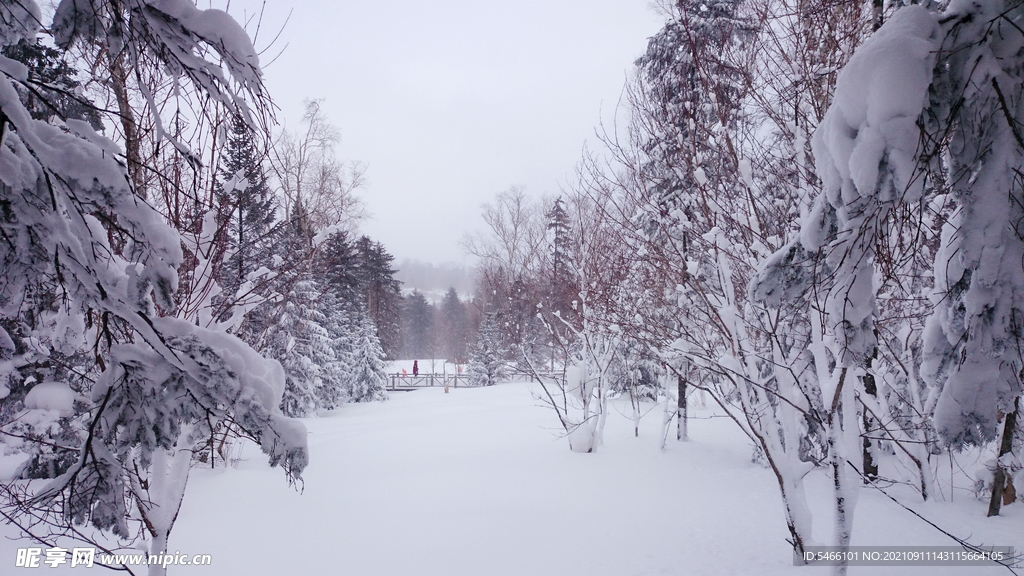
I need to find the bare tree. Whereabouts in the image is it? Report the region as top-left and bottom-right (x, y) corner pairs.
(269, 99), (367, 234)
(462, 187), (549, 358)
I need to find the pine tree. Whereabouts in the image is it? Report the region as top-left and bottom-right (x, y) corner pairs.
(347, 312), (389, 402)
(354, 236), (403, 358)
(0, 37), (104, 481)
(316, 292), (355, 411)
(633, 0), (753, 231)
(467, 313), (508, 386)
(919, 1), (1024, 449)
(1, 39), (103, 130)
(264, 278), (338, 417)
(439, 287), (470, 362)
(313, 232), (370, 409)
(401, 290), (435, 359)
(546, 197), (578, 323)
(316, 231), (361, 307)
(215, 114), (277, 317)
(260, 185), (336, 417)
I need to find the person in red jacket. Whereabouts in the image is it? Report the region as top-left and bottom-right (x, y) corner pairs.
(412, 360), (419, 376)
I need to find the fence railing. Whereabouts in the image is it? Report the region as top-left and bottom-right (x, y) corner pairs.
(388, 373), (465, 390)
(510, 370), (564, 383)
(387, 370), (568, 390)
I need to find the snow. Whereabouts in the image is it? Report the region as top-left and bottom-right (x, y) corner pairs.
(812, 5), (938, 213)
(150, 0), (260, 69)
(3, 381), (1020, 575)
(0, 325), (13, 352)
(0, 53), (27, 82)
(23, 381), (77, 417)
(806, 4), (940, 261)
(918, 0), (1024, 445)
(693, 166), (708, 186)
(0, 0), (40, 46)
(155, 318), (287, 413)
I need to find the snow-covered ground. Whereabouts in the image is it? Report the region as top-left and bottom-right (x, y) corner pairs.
(2, 380), (1021, 575)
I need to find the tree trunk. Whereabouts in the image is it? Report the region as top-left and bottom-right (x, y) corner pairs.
(829, 418), (852, 576)
(677, 373), (688, 441)
(861, 369), (878, 483)
(829, 368), (856, 576)
(660, 366), (674, 449)
(987, 397), (1019, 517)
(107, 52), (144, 200)
(778, 471), (812, 563)
(629, 382), (640, 438)
(136, 427), (193, 576)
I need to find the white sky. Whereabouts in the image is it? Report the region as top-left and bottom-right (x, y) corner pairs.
(227, 0), (665, 264)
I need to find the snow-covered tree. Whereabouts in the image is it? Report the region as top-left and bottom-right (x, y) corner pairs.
(346, 313), (389, 403)
(566, 0), (883, 562)
(0, 3), (307, 572)
(316, 231), (362, 308)
(467, 313), (508, 387)
(261, 198), (339, 417)
(214, 113), (278, 328)
(316, 293), (356, 411)
(916, 1), (1024, 446)
(265, 278), (340, 418)
(755, 1), (1024, 569)
(545, 197), (578, 324)
(1, 39), (103, 131)
(757, 7), (944, 567)
(355, 236), (403, 358)
(914, 0), (1024, 517)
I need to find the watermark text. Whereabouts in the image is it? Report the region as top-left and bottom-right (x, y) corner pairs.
(15, 547), (212, 569)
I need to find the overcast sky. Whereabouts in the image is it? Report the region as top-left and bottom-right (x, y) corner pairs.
(228, 0), (665, 264)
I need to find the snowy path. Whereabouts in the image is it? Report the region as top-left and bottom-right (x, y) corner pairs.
(3, 381), (1022, 574)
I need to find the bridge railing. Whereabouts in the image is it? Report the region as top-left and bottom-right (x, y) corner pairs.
(387, 370), (568, 390)
(388, 373), (466, 390)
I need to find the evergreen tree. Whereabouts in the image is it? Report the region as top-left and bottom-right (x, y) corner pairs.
(316, 292), (355, 411)
(316, 231), (361, 307)
(467, 312), (508, 386)
(260, 187), (338, 417)
(542, 197), (580, 364)
(1, 39), (103, 130)
(439, 287), (470, 362)
(546, 197), (576, 318)
(215, 114), (277, 312)
(0, 37), (105, 481)
(401, 290), (435, 359)
(633, 0), (754, 236)
(346, 312), (389, 402)
(313, 233), (377, 408)
(263, 278), (336, 417)
(355, 236), (403, 357)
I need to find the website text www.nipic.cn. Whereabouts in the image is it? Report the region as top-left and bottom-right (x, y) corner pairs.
(15, 547), (212, 569)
